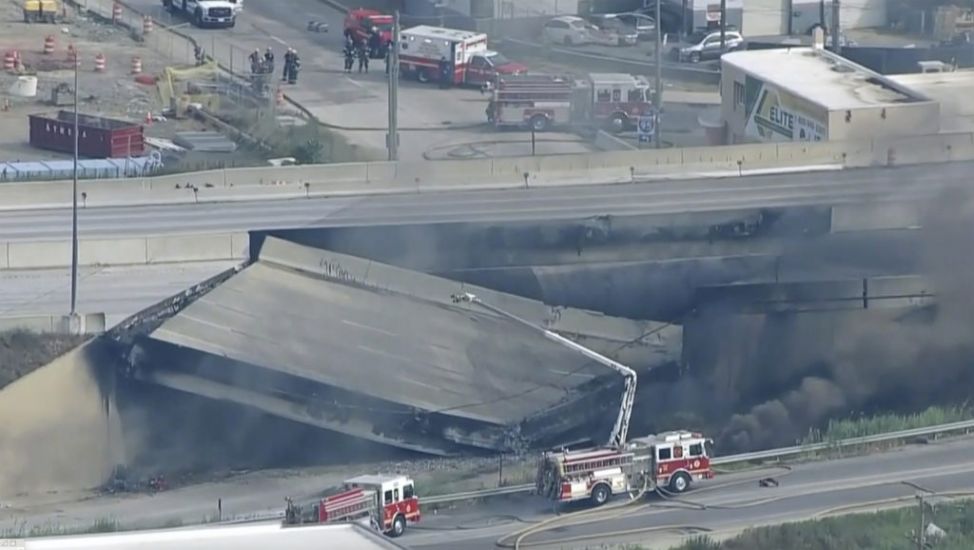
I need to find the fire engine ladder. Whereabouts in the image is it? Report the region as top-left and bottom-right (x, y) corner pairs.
(451, 292), (637, 449)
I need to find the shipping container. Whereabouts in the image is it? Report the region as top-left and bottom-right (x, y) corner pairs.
(28, 111), (145, 158)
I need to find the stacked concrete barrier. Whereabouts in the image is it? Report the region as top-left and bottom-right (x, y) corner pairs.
(0, 233), (248, 270)
(0, 313), (107, 334)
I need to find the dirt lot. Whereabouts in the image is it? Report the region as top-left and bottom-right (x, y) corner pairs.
(0, 330), (87, 389)
(0, 1), (236, 165)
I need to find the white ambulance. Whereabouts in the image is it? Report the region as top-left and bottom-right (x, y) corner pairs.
(399, 25), (527, 86)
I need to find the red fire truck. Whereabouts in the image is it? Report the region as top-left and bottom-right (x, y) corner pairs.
(536, 431), (714, 507)
(485, 72), (653, 133)
(400, 25), (527, 86)
(343, 8), (393, 57)
(284, 474), (420, 537)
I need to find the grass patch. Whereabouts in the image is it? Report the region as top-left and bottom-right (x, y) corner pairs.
(671, 498), (974, 550)
(0, 330), (88, 389)
(801, 405), (973, 445)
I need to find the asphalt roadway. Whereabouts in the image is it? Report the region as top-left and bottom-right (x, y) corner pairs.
(3, 162), (972, 241)
(0, 261), (237, 325)
(3, 438), (973, 548)
(409, 437), (974, 549)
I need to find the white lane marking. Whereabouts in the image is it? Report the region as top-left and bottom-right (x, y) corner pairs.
(344, 76), (366, 89)
(270, 35), (287, 46)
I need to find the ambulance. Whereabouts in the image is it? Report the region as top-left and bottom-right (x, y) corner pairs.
(399, 25), (527, 86)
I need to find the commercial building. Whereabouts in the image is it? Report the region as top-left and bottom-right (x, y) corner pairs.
(889, 69), (974, 133)
(720, 45), (938, 144)
(743, 0), (888, 36)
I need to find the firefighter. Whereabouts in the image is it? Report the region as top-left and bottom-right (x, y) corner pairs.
(263, 47), (275, 75)
(287, 49), (301, 84)
(193, 45), (205, 66)
(357, 41), (369, 73)
(343, 40), (355, 73)
(249, 48), (262, 74)
(368, 26), (381, 58)
(438, 56), (451, 89)
(282, 47), (294, 81)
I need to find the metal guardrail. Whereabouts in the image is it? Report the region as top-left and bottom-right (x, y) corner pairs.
(211, 418), (973, 525)
(417, 419), (974, 507)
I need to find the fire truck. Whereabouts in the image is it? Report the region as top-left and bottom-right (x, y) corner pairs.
(486, 72), (653, 133)
(283, 474), (420, 537)
(536, 431), (714, 507)
(452, 293), (714, 511)
(343, 8), (393, 58)
(400, 25), (527, 86)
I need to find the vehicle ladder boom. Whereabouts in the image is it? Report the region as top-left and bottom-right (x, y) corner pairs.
(451, 292), (637, 448)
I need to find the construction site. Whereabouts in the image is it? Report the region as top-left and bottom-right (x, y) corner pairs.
(0, 0), (345, 181)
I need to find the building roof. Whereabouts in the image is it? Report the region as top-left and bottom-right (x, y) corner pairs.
(722, 47), (931, 111)
(17, 523), (408, 550)
(890, 70), (974, 132)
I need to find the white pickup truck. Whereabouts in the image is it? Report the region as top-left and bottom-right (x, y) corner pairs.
(162, 0), (241, 28)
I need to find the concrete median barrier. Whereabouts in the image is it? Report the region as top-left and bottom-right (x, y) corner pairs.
(4, 132), (974, 209)
(0, 313), (107, 335)
(1, 233), (247, 270)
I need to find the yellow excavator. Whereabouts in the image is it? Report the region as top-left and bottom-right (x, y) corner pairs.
(23, 0), (60, 23)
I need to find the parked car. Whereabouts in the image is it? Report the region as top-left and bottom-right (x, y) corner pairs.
(671, 30), (744, 63)
(586, 14), (639, 46)
(608, 12), (657, 40)
(543, 15), (592, 46)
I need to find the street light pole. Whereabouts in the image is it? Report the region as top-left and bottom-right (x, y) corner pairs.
(70, 50), (79, 318)
(387, 10), (400, 161)
(654, 0), (663, 149)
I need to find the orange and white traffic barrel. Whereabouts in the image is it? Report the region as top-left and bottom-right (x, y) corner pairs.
(94, 53), (106, 72)
(112, 2), (122, 23)
(275, 88), (284, 106)
(43, 35), (55, 55)
(130, 56), (142, 74)
(3, 51), (16, 71)
(142, 15), (154, 34)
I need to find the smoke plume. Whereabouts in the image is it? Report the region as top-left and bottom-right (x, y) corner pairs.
(718, 188), (974, 451)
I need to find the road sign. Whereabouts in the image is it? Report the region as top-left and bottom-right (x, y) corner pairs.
(637, 114), (655, 143)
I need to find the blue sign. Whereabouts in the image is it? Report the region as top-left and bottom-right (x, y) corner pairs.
(637, 114), (656, 143)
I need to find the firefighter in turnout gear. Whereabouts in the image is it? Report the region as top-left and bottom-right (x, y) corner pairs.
(249, 49), (262, 74)
(263, 47), (275, 74)
(357, 41), (369, 73)
(286, 49), (301, 84)
(343, 39), (355, 73)
(282, 47), (294, 81)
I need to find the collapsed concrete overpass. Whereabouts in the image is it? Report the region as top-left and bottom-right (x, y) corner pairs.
(112, 237), (680, 455)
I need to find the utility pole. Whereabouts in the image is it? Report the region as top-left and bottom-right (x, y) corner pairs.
(654, 0), (663, 149)
(70, 48), (79, 321)
(916, 493), (925, 550)
(831, 0), (841, 54)
(719, 0), (727, 51)
(387, 10), (400, 161)
(820, 0), (826, 31)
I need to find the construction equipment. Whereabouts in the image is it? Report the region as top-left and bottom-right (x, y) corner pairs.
(23, 0), (59, 23)
(283, 474), (420, 538)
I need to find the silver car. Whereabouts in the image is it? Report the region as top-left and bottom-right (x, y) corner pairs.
(604, 12), (657, 40)
(587, 14), (640, 47)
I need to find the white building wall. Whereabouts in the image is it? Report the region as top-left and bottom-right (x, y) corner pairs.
(840, 0), (888, 29)
(743, 0), (788, 36)
(494, 0), (580, 18)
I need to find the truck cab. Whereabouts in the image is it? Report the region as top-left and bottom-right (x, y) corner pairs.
(344, 474), (420, 537)
(344, 8), (393, 56)
(162, 0), (238, 28)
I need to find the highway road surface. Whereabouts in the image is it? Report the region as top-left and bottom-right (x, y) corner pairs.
(409, 437), (974, 549)
(2, 162), (970, 241)
(3, 437), (973, 548)
(0, 261), (238, 326)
